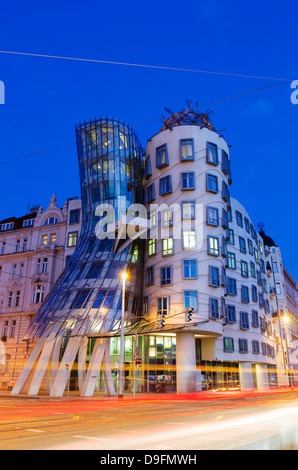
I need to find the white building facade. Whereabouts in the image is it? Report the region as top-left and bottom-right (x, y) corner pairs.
(143, 124), (277, 393)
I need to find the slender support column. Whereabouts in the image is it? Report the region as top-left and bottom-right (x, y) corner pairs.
(80, 338), (106, 397)
(103, 338), (116, 396)
(176, 333), (197, 394)
(11, 338), (46, 395)
(255, 363), (269, 389)
(50, 336), (82, 397)
(239, 362), (254, 390)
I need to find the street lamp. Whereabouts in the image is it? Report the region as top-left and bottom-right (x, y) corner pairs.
(118, 271), (127, 399)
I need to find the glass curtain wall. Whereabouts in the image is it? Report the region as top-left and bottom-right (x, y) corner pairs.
(25, 118), (144, 344)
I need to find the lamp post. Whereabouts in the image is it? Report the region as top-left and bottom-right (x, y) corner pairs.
(118, 271), (127, 399)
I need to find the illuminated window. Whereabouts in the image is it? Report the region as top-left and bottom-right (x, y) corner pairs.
(162, 238), (173, 256)
(68, 231), (78, 247)
(208, 236), (219, 256)
(224, 337), (234, 352)
(148, 238), (156, 256)
(42, 235), (48, 245)
(182, 230), (196, 249)
(180, 139), (194, 161)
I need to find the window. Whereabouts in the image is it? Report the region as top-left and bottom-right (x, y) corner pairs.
(222, 150), (229, 174)
(42, 234), (48, 245)
(10, 320), (16, 338)
(239, 237), (246, 254)
(22, 239), (27, 251)
(180, 139), (194, 161)
(144, 155), (152, 179)
(3, 320), (8, 337)
(184, 291), (197, 311)
(181, 172), (195, 190)
(1, 242), (5, 254)
(68, 232), (78, 247)
(222, 209), (228, 229)
(182, 230), (196, 249)
(15, 240), (20, 253)
(162, 238), (173, 256)
(239, 339), (248, 353)
(85, 261), (105, 279)
(72, 289), (90, 309)
(227, 252), (236, 270)
(209, 266), (220, 287)
(252, 340), (259, 354)
(241, 260), (248, 278)
(223, 337), (234, 352)
(161, 266), (172, 286)
(207, 207), (219, 226)
(7, 292), (13, 307)
(273, 262), (279, 273)
(227, 305), (236, 323)
(148, 238), (156, 256)
(240, 311), (249, 329)
(208, 236), (219, 256)
(32, 285), (44, 304)
(207, 142), (218, 165)
(248, 239), (253, 255)
(241, 285), (249, 303)
(236, 211), (243, 227)
(156, 144), (169, 168)
(147, 266), (154, 286)
(183, 259), (197, 279)
(227, 229), (234, 245)
(209, 297), (219, 319)
(251, 261), (256, 278)
(10, 264), (17, 279)
(45, 217), (58, 225)
(42, 258), (48, 274)
(182, 201), (195, 219)
(206, 174), (218, 193)
(147, 183), (156, 203)
(159, 176), (172, 195)
(23, 218), (35, 227)
(252, 285), (258, 303)
(227, 277), (237, 296)
(1, 222), (14, 231)
(162, 209), (173, 227)
(252, 310), (259, 327)
(244, 217), (250, 233)
(150, 209), (157, 228)
(15, 291), (20, 307)
(69, 209), (80, 225)
(157, 297), (168, 316)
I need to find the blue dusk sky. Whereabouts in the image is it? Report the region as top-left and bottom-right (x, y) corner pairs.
(0, 0), (297, 279)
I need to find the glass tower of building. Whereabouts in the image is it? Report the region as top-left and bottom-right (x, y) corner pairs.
(13, 118), (145, 397)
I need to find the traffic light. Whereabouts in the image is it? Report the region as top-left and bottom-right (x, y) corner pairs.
(158, 314), (165, 328)
(185, 306), (194, 322)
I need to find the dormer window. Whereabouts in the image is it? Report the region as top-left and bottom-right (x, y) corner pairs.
(23, 219), (35, 227)
(45, 217), (58, 225)
(1, 222), (14, 231)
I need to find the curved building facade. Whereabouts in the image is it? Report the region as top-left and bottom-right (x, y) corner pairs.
(143, 124), (276, 392)
(12, 118), (145, 397)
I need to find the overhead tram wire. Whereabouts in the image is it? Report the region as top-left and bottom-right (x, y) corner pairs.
(0, 81), (289, 167)
(0, 49), (294, 82)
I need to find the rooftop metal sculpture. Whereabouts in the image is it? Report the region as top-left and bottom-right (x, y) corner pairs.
(161, 100), (215, 132)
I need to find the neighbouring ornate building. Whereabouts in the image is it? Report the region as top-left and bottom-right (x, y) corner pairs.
(0, 195), (82, 388)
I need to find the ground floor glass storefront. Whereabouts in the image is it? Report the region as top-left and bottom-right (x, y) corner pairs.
(66, 335), (278, 393)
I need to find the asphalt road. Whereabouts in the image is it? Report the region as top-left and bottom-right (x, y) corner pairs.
(0, 389), (298, 451)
